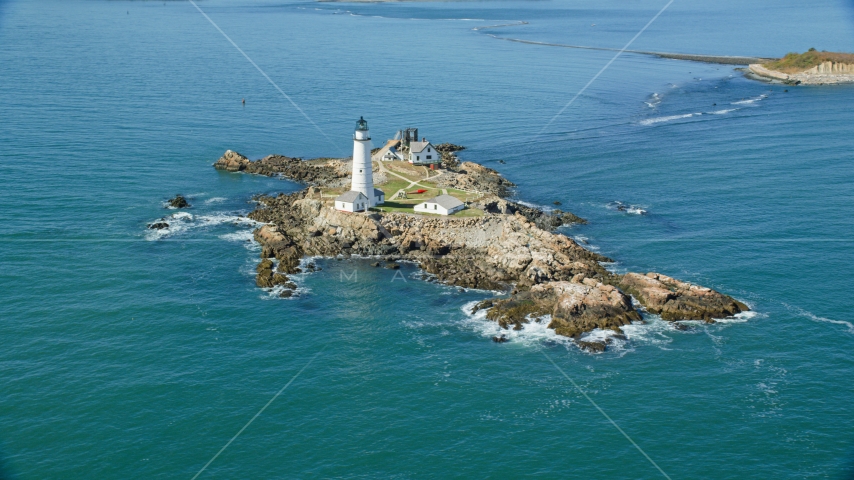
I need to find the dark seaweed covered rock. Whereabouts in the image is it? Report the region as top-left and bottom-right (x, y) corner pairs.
(168, 195), (190, 209)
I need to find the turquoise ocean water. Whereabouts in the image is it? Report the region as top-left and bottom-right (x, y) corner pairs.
(1, 0), (854, 477)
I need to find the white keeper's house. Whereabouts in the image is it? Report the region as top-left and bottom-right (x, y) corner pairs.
(408, 140), (439, 165)
(414, 194), (465, 216)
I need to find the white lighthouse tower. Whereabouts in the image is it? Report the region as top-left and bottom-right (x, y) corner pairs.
(351, 116), (374, 205)
(334, 117), (384, 212)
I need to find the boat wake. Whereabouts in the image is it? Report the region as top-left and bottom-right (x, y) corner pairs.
(782, 302), (854, 334)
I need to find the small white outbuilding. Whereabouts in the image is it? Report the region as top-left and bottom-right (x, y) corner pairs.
(373, 188), (386, 204)
(414, 194), (465, 216)
(335, 191), (370, 213)
(382, 147), (404, 162)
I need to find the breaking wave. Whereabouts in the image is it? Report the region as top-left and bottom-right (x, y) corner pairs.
(644, 92), (662, 108)
(515, 199), (556, 213)
(460, 301), (574, 349)
(607, 201), (647, 215)
(459, 299), (761, 355)
(731, 94), (767, 105)
(144, 211), (262, 241)
(639, 113), (701, 126)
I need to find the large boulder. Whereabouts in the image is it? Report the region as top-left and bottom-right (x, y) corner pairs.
(213, 150), (250, 172)
(535, 280), (641, 338)
(619, 272), (748, 321)
(167, 195), (190, 209)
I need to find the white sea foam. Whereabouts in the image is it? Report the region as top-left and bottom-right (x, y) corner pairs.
(710, 108), (737, 115)
(619, 317), (677, 351)
(639, 113), (701, 126)
(644, 92), (662, 108)
(459, 297), (762, 355)
(205, 197), (227, 204)
(219, 230), (253, 242)
(144, 211), (262, 241)
(574, 236), (600, 252)
(144, 211), (195, 240)
(607, 201), (648, 215)
(460, 301), (575, 348)
(714, 309), (758, 324)
(515, 200), (555, 213)
(731, 94), (767, 105)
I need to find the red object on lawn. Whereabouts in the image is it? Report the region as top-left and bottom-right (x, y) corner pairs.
(409, 189), (427, 194)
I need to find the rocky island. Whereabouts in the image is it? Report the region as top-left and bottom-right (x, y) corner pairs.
(749, 49), (854, 85)
(211, 139), (747, 352)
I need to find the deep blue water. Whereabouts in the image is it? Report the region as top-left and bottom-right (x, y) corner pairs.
(2, 0), (854, 478)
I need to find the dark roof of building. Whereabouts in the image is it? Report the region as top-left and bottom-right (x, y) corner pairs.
(374, 188), (385, 197)
(335, 191), (368, 203)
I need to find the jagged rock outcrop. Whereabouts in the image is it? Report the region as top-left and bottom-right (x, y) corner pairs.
(213, 150), (348, 186)
(434, 161), (516, 196)
(434, 143), (466, 154)
(540, 280), (641, 337)
(249, 190), (610, 291)
(435, 143), (465, 169)
(470, 279), (640, 352)
(472, 194), (586, 230)
(214, 150), (251, 172)
(619, 272), (747, 321)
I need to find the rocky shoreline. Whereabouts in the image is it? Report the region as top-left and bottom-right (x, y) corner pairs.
(213, 149), (748, 352)
(748, 63), (854, 85)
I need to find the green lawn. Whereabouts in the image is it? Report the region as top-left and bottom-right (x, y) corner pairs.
(764, 49), (854, 73)
(373, 201), (418, 214)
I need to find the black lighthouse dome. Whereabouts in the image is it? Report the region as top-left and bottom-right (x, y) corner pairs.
(355, 116), (368, 131)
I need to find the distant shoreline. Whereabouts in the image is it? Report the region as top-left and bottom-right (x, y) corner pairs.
(483, 34), (773, 65)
